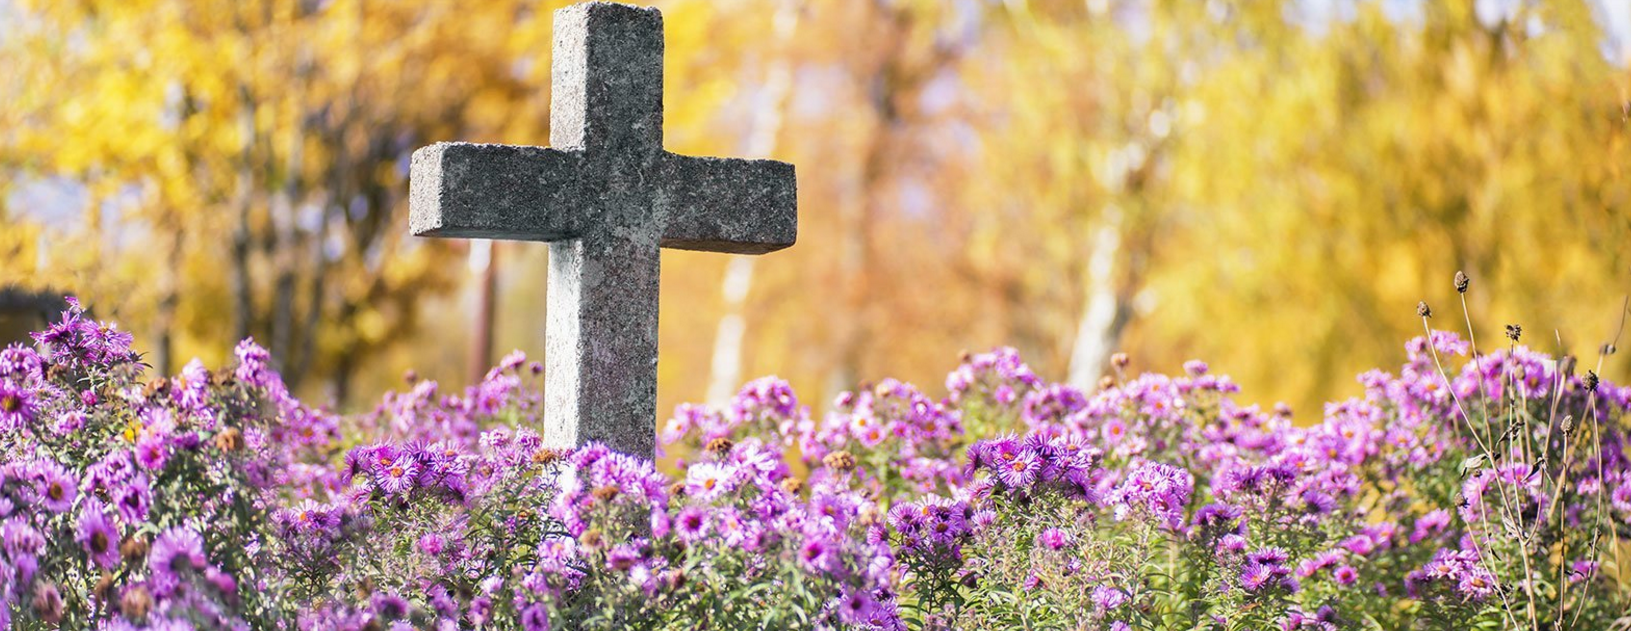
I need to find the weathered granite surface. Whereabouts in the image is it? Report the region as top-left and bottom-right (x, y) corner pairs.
(408, 1), (798, 458)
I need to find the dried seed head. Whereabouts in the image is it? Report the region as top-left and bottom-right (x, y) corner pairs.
(1110, 352), (1130, 370)
(1454, 271), (1470, 294)
(120, 584), (152, 620)
(93, 573), (116, 601)
(1602, 343), (1618, 357)
(1560, 355), (1578, 377)
(1561, 415), (1575, 434)
(822, 450), (857, 472)
(532, 448), (565, 466)
(1505, 324), (1521, 342)
(120, 536), (149, 564)
(1417, 301), (1432, 318)
(958, 349), (972, 363)
(213, 428), (243, 452)
(705, 437), (735, 455)
(779, 477), (805, 494)
(1585, 371), (1600, 392)
(579, 529), (605, 551)
(668, 481), (687, 497)
(591, 485), (621, 502)
(403, 370), (418, 383)
(1097, 376), (1115, 391)
(1274, 402), (1294, 418)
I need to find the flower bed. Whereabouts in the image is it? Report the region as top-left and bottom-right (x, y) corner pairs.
(2, 300), (1629, 629)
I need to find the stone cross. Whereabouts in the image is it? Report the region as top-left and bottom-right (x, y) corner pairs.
(408, 1), (797, 458)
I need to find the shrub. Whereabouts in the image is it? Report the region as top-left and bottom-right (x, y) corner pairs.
(2, 299), (1629, 629)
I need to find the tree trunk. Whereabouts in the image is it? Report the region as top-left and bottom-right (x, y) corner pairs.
(706, 256), (757, 405)
(469, 239), (498, 385)
(153, 229), (183, 376)
(1067, 210), (1124, 388)
(704, 0), (800, 407)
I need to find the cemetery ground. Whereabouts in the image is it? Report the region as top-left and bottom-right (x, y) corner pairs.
(4, 0), (1631, 629)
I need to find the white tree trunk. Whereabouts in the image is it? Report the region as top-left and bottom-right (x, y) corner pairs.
(1067, 208), (1124, 389)
(704, 1), (800, 408)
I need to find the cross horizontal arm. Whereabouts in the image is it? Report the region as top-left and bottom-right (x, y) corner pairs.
(410, 142), (588, 241)
(661, 155), (797, 254)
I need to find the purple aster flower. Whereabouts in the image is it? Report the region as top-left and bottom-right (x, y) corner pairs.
(837, 587), (879, 624)
(1569, 559), (1599, 584)
(1340, 534), (1376, 556)
(1113, 462), (1194, 529)
(205, 566), (238, 599)
(0, 344), (42, 380)
(1334, 565), (1359, 586)
(115, 476), (153, 524)
(521, 603), (551, 631)
(685, 462), (736, 502)
(149, 526), (207, 595)
(375, 458), (421, 495)
(997, 450), (1042, 488)
(1456, 568), (1497, 601)
(418, 533), (446, 557)
(606, 542), (643, 572)
(1240, 562), (1274, 591)
(171, 358), (212, 411)
(1038, 527), (1072, 551)
(372, 592), (410, 620)
(1100, 418), (1128, 445)
(76, 499), (121, 569)
(798, 534), (836, 574)
(0, 380), (37, 430)
(1410, 509), (1451, 544)
(3, 516), (46, 560)
(1092, 585), (1127, 611)
(232, 338), (274, 387)
(675, 506), (709, 543)
(135, 435), (170, 471)
(35, 461), (78, 513)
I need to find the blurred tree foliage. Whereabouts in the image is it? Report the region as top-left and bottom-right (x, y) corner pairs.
(1, 0), (1628, 415)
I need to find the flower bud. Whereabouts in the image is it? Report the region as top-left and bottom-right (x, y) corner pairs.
(1454, 271), (1469, 294)
(1417, 302), (1432, 318)
(1111, 353), (1130, 370)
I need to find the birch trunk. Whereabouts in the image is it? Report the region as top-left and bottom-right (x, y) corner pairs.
(703, 1), (800, 407)
(1067, 209), (1124, 389)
